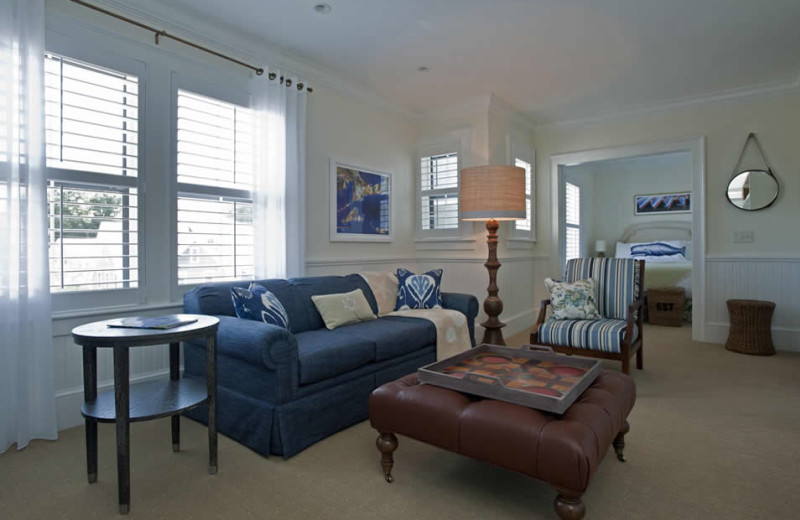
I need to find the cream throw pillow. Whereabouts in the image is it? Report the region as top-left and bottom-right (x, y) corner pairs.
(358, 271), (399, 316)
(311, 289), (377, 330)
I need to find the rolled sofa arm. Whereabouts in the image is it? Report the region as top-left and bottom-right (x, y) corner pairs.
(442, 292), (480, 346)
(214, 315), (298, 370)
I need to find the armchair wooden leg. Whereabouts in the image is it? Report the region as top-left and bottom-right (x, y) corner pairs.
(636, 345), (643, 370)
(621, 356), (630, 375)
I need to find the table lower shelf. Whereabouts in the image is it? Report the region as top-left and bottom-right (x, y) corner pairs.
(82, 378), (208, 423)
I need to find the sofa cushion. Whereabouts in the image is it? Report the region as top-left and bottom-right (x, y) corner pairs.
(344, 316), (436, 361)
(294, 328), (376, 385)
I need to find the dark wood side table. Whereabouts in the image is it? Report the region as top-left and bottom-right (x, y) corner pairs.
(71, 314), (219, 514)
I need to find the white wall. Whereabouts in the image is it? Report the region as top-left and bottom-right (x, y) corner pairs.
(533, 90), (800, 349)
(564, 152), (692, 255)
(305, 86), (418, 264)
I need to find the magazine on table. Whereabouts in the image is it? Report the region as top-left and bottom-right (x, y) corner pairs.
(107, 315), (198, 330)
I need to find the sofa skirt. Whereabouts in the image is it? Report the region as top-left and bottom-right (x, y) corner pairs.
(185, 347), (436, 458)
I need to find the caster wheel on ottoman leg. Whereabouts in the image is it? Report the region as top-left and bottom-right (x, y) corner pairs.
(613, 420), (631, 462)
(554, 492), (585, 520)
(376, 432), (398, 483)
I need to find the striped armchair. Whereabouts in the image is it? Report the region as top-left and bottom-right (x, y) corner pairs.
(530, 258), (645, 374)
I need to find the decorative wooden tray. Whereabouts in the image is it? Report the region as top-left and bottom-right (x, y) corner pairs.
(417, 344), (602, 414)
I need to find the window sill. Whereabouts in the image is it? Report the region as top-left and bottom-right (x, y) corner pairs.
(52, 301), (183, 321)
(415, 238), (476, 251)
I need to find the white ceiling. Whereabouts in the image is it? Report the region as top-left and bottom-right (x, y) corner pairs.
(145, 0), (800, 123)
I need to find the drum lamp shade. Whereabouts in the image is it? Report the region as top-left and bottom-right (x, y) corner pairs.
(459, 165), (526, 221)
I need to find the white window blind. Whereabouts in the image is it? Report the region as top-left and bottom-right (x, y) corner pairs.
(515, 158), (532, 231)
(176, 89), (254, 285)
(565, 181), (581, 261)
(420, 152), (459, 231)
(44, 53), (139, 292)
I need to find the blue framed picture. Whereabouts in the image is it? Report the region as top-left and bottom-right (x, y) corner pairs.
(330, 159), (392, 241)
(634, 192), (691, 215)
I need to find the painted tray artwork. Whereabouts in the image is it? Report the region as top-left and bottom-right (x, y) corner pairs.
(418, 344), (602, 414)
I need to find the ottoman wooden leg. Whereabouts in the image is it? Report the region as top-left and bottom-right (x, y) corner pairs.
(376, 432), (398, 483)
(613, 420), (630, 462)
(554, 491), (585, 520)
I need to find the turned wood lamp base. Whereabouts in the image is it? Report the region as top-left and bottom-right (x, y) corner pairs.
(480, 218), (506, 346)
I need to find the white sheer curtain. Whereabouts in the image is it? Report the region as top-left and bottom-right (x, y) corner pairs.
(0, 0), (57, 453)
(252, 72), (307, 279)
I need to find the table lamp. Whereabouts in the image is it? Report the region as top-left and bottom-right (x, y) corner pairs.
(460, 165), (526, 345)
(595, 240), (607, 258)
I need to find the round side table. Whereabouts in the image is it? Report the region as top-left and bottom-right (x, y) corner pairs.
(72, 314), (219, 514)
(724, 299), (776, 356)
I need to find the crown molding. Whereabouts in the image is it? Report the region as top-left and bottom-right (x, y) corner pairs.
(71, 0), (417, 120)
(533, 73), (800, 133)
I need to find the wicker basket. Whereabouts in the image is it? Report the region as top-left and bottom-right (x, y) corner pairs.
(647, 287), (685, 327)
(725, 299), (776, 355)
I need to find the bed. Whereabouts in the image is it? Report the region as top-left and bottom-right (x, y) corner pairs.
(615, 222), (692, 321)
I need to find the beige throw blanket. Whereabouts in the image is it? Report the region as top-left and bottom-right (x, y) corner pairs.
(359, 271), (472, 360)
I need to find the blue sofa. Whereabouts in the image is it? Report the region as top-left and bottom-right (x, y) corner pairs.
(182, 274), (479, 458)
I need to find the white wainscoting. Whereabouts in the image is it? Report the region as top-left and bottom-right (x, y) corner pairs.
(704, 257), (800, 351)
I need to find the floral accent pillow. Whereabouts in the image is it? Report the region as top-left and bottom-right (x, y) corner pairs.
(395, 268), (443, 310)
(231, 283), (290, 329)
(544, 277), (601, 320)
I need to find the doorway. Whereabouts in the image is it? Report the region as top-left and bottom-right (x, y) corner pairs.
(550, 139), (706, 341)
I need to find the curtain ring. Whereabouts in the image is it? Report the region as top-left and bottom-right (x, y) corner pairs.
(285, 79), (293, 87)
(280, 76), (284, 84)
(268, 72), (276, 81)
(297, 82), (304, 90)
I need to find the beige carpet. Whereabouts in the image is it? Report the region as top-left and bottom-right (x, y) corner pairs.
(2, 324), (799, 519)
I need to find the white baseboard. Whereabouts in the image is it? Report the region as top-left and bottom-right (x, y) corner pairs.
(56, 368), (172, 431)
(704, 322), (800, 352)
(474, 307), (536, 343)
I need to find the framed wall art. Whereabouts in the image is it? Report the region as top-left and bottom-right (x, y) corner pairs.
(330, 159), (393, 242)
(634, 192), (691, 215)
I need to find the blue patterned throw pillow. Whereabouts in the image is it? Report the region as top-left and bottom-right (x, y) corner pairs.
(231, 283), (290, 329)
(395, 268), (443, 310)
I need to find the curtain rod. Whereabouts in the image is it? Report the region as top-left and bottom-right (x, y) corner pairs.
(70, 0), (266, 76)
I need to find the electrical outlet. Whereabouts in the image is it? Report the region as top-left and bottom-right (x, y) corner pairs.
(733, 230), (754, 243)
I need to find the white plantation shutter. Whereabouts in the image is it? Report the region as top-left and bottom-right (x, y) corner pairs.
(514, 158), (532, 231)
(420, 152), (459, 231)
(176, 89), (254, 285)
(44, 54), (139, 292)
(565, 182), (581, 261)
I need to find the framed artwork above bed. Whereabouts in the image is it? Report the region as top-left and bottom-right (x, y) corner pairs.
(634, 192), (691, 215)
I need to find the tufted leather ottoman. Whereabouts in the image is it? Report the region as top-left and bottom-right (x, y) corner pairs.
(369, 370), (636, 520)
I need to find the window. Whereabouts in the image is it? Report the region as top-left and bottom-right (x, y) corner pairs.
(565, 182), (581, 261)
(44, 54), (139, 292)
(419, 151), (459, 233)
(176, 89), (254, 285)
(514, 158), (532, 232)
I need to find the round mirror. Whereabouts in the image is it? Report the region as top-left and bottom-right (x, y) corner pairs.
(726, 170), (779, 211)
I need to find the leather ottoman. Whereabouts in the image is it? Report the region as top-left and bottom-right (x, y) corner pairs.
(369, 370), (636, 520)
